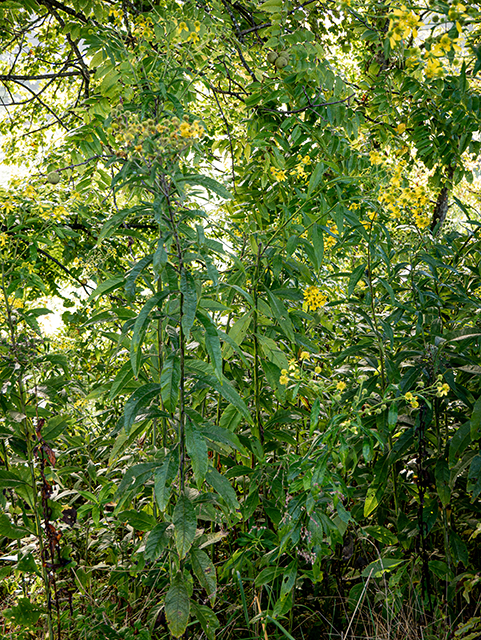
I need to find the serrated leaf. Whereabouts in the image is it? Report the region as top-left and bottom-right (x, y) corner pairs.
(144, 523), (170, 560)
(191, 548), (217, 602)
(197, 310), (223, 380)
(206, 468), (239, 511)
(177, 174), (231, 199)
(181, 270), (197, 341)
(435, 458), (451, 506)
(125, 254), (153, 301)
(185, 421), (208, 487)
(173, 494), (197, 558)
(131, 291), (169, 377)
(0, 470), (27, 489)
(154, 454), (173, 512)
(191, 602), (219, 640)
(364, 525), (398, 545)
(165, 573), (190, 637)
(124, 384), (161, 433)
(160, 353), (180, 413)
(0, 514), (30, 539)
(118, 509), (156, 531)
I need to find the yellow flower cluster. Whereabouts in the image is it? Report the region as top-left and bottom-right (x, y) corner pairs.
(437, 382), (449, 397)
(404, 391), (419, 409)
(133, 15), (155, 40)
(37, 205), (68, 222)
(176, 20), (201, 43)
(271, 167), (287, 182)
(291, 154), (311, 180)
(2, 200), (16, 214)
(111, 111), (204, 160)
(303, 286), (328, 311)
(388, 5), (423, 49)
(0, 232), (8, 248)
(369, 150), (384, 165)
(324, 223), (338, 249)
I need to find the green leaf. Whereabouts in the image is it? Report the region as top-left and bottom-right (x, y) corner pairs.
(265, 289), (294, 342)
(197, 310), (223, 380)
(364, 525), (398, 545)
(449, 530), (468, 566)
(114, 462), (158, 501)
(124, 384), (161, 433)
(186, 421), (208, 487)
(165, 573), (190, 638)
(206, 468), (239, 511)
(109, 361), (135, 401)
(160, 354), (180, 413)
(0, 513), (30, 539)
(470, 395), (481, 440)
(308, 161), (324, 195)
(310, 223), (324, 269)
(191, 602), (219, 640)
(0, 470), (27, 489)
(144, 523), (170, 561)
(173, 494), (197, 559)
(181, 270), (197, 341)
(87, 276), (124, 303)
(348, 263), (366, 297)
(131, 291), (169, 376)
(186, 360), (252, 423)
(362, 558), (404, 578)
(125, 254), (153, 301)
(4, 598), (42, 627)
(435, 458), (451, 506)
(191, 547), (217, 602)
(118, 509), (156, 531)
(222, 312), (252, 359)
(177, 174), (231, 199)
(468, 453), (481, 499)
(154, 455), (173, 512)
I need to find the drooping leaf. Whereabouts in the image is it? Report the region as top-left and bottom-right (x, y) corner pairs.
(185, 420), (208, 487)
(435, 458), (451, 506)
(191, 547), (217, 602)
(131, 291), (169, 376)
(165, 573), (190, 638)
(144, 523), (171, 561)
(160, 353), (180, 413)
(124, 384), (161, 433)
(206, 468), (239, 511)
(180, 270), (197, 340)
(173, 494), (197, 559)
(197, 310), (223, 380)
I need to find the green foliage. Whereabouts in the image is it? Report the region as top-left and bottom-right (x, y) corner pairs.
(1, 0), (481, 638)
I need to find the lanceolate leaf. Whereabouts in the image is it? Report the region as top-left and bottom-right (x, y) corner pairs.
(160, 353), (180, 413)
(130, 291), (169, 377)
(165, 573), (190, 638)
(185, 420), (208, 487)
(144, 523), (170, 561)
(206, 468), (239, 511)
(125, 254), (153, 301)
(173, 494), (197, 558)
(124, 384), (161, 433)
(435, 458), (451, 506)
(180, 269), (197, 340)
(0, 514), (30, 540)
(191, 548), (217, 602)
(154, 455), (173, 512)
(197, 310), (223, 380)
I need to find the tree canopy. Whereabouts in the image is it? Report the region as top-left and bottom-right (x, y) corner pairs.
(1, 0), (481, 638)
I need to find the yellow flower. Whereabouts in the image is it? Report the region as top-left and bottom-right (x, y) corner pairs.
(405, 392), (413, 401)
(2, 201), (16, 213)
(300, 351), (310, 360)
(303, 286), (328, 311)
(194, 20), (201, 32)
(0, 232), (8, 248)
(314, 366), (321, 374)
(281, 369), (288, 375)
(369, 150), (383, 165)
(336, 381), (346, 392)
(395, 123), (406, 134)
(177, 21), (188, 33)
(279, 374), (289, 385)
(179, 121), (192, 138)
(271, 167), (287, 182)
(24, 185), (36, 198)
(437, 383), (449, 397)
